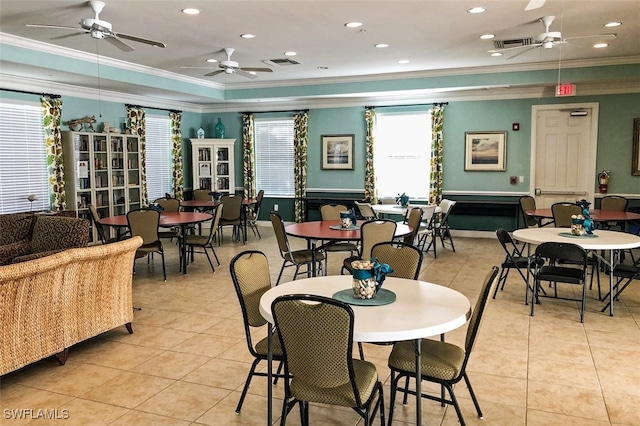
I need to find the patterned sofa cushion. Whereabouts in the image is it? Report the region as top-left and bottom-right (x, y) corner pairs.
(0, 213), (36, 245)
(30, 216), (90, 254)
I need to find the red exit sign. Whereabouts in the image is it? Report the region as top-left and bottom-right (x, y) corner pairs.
(556, 83), (576, 97)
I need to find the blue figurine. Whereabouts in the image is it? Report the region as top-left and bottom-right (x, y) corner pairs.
(577, 199), (594, 234)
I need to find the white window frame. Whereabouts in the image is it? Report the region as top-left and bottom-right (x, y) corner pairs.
(0, 100), (50, 213)
(374, 111), (432, 200)
(254, 117), (295, 197)
(145, 114), (173, 202)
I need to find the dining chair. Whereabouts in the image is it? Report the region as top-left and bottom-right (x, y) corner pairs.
(153, 197), (182, 242)
(319, 203), (359, 268)
(127, 208), (166, 281)
(387, 267), (499, 426)
(269, 212), (326, 285)
(341, 219), (397, 275)
(551, 202), (581, 227)
(600, 256), (639, 312)
(433, 199), (457, 252)
(272, 294), (385, 426)
(519, 195), (553, 228)
(379, 196), (396, 205)
(413, 204), (438, 256)
(182, 202), (223, 272)
(401, 206), (423, 246)
(193, 188), (213, 201)
(354, 201), (378, 220)
(600, 195), (628, 230)
(371, 241), (422, 280)
(88, 204), (119, 244)
(246, 189), (264, 239)
(218, 194), (243, 242)
(229, 250), (286, 414)
(494, 228), (545, 303)
(531, 241), (588, 322)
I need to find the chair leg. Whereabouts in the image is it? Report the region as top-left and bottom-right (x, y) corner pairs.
(160, 249), (166, 281)
(236, 359), (260, 413)
(276, 262), (286, 285)
(445, 382), (466, 426)
(203, 247), (215, 272)
(463, 373), (483, 419)
(357, 342), (365, 360)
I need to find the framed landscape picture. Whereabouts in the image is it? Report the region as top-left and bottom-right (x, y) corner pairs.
(464, 131), (507, 171)
(321, 134), (354, 170)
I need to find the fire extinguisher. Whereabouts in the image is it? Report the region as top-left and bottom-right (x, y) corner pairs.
(598, 170), (610, 193)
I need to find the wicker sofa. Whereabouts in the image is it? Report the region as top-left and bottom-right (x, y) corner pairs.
(0, 236), (142, 376)
(0, 213), (89, 265)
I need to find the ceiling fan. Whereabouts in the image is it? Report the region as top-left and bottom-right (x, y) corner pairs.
(488, 15), (616, 59)
(182, 48), (273, 79)
(26, 0), (165, 52)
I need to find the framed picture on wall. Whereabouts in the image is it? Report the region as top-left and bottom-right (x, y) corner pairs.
(633, 118), (640, 176)
(464, 131), (507, 171)
(321, 134), (354, 170)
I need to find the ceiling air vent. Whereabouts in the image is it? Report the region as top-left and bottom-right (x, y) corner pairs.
(263, 58), (301, 66)
(493, 38), (534, 49)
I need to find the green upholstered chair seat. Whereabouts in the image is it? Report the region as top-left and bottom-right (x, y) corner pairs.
(285, 249), (325, 264)
(290, 359), (378, 407)
(254, 334), (284, 357)
(388, 339), (465, 381)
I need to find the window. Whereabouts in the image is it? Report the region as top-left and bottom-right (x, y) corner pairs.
(0, 101), (49, 213)
(374, 112), (431, 199)
(145, 115), (173, 201)
(254, 118), (295, 197)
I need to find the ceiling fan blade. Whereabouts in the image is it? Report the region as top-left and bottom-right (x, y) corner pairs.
(525, 0), (546, 11)
(180, 66), (218, 70)
(50, 31), (88, 41)
(115, 32), (166, 48)
(507, 46), (540, 59)
(240, 67), (273, 73)
(564, 33), (616, 42)
(205, 69), (225, 77)
(104, 35), (134, 52)
(236, 70), (259, 79)
(26, 23), (80, 30)
(488, 43), (542, 53)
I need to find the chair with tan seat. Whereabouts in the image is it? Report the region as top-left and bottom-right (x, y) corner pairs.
(600, 195), (628, 230)
(319, 203), (359, 268)
(153, 197), (181, 242)
(551, 202), (581, 227)
(127, 208), (166, 281)
(182, 202), (223, 272)
(246, 189), (264, 239)
(371, 241), (423, 281)
(341, 219), (397, 275)
(520, 195), (553, 228)
(218, 194), (243, 243)
(270, 212), (325, 285)
(387, 267), (499, 426)
(272, 294), (385, 426)
(401, 206), (423, 247)
(354, 201), (378, 220)
(88, 204), (119, 244)
(229, 250), (286, 414)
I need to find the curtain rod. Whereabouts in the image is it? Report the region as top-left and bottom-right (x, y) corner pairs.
(125, 103), (182, 114)
(1, 88), (61, 99)
(240, 109), (309, 115)
(365, 102), (448, 109)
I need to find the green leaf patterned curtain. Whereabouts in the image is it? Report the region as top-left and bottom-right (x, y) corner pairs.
(126, 106), (147, 206)
(169, 111), (184, 200)
(41, 97), (66, 210)
(242, 114), (256, 199)
(293, 112), (308, 223)
(429, 105), (444, 204)
(364, 107), (376, 202)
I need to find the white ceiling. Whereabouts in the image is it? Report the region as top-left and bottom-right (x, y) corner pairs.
(1, 0), (639, 107)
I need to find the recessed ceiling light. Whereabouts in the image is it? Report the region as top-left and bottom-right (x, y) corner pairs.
(604, 21), (621, 27)
(240, 34), (256, 39)
(491, 52), (503, 57)
(480, 34), (495, 40)
(593, 43), (609, 48)
(398, 60), (409, 64)
(206, 59), (218, 63)
(467, 7), (486, 14)
(284, 51), (297, 56)
(345, 22), (363, 28)
(181, 8), (200, 15)
(374, 43), (389, 48)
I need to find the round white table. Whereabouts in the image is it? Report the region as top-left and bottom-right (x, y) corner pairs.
(512, 227), (640, 316)
(259, 275), (471, 426)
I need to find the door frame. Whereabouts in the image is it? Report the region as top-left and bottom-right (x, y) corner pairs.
(529, 102), (600, 204)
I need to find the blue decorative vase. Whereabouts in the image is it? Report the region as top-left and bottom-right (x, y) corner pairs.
(340, 208), (357, 228)
(215, 118), (225, 138)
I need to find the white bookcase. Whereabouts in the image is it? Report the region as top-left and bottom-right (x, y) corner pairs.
(190, 138), (236, 195)
(62, 131), (142, 243)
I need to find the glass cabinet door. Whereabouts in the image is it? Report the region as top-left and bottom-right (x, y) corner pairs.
(197, 146), (213, 190)
(216, 147), (230, 193)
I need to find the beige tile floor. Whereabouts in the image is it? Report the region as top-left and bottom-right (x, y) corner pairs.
(2, 225), (640, 425)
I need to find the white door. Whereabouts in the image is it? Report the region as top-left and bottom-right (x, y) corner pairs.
(530, 103), (599, 208)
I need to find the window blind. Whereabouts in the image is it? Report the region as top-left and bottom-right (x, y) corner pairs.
(374, 112), (431, 199)
(255, 118), (295, 197)
(0, 101), (50, 213)
(145, 115), (173, 202)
